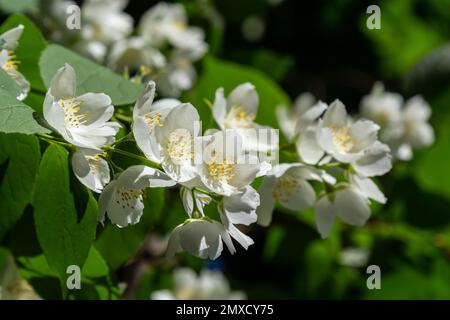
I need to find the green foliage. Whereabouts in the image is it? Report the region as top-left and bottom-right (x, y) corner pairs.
(413, 107), (450, 200)
(0, 14), (47, 92)
(0, 88), (49, 134)
(362, 0), (445, 77)
(0, 0), (38, 14)
(39, 45), (145, 106)
(32, 144), (98, 291)
(185, 56), (290, 127)
(0, 134), (40, 240)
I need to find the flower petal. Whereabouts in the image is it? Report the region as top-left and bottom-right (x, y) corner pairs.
(334, 188), (371, 226)
(49, 63), (76, 99)
(315, 195), (335, 238)
(212, 87), (227, 130)
(256, 176), (277, 226)
(353, 141), (392, 177)
(227, 82), (259, 116)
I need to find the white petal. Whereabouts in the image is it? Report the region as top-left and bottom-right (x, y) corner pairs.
(118, 165), (176, 189)
(72, 148), (110, 193)
(227, 82), (259, 116)
(351, 175), (386, 204)
(43, 98), (66, 134)
(0, 24), (24, 50)
(223, 186), (259, 225)
(133, 116), (162, 163)
(256, 176), (277, 226)
(133, 81), (155, 117)
(98, 181), (117, 224)
(334, 188), (371, 226)
(220, 208), (254, 250)
(296, 127), (325, 164)
(279, 179), (316, 212)
(178, 220), (225, 260)
(353, 141), (392, 177)
(323, 99), (347, 127)
(77, 93), (113, 126)
(180, 187), (194, 217)
(315, 195), (335, 238)
(49, 63), (76, 99)
(276, 105), (296, 141)
(350, 120), (380, 152)
(212, 87), (227, 129)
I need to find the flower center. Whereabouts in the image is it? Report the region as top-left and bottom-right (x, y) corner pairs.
(172, 19), (187, 31)
(85, 154), (102, 173)
(144, 112), (162, 131)
(167, 129), (193, 162)
(207, 151), (237, 183)
(331, 126), (354, 152)
(59, 97), (89, 128)
(272, 175), (300, 202)
(225, 105), (255, 128)
(115, 187), (144, 210)
(2, 50), (20, 73)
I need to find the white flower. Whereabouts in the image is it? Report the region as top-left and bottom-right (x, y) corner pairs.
(360, 82), (403, 128)
(154, 103), (201, 182)
(0, 255), (41, 300)
(132, 81), (181, 162)
(166, 218), (235, 260)
(43, 63), (121, 149)
(151, 267), (246, 300)
(317, 100), (380, 163)
(79, 0), (133, 62)
(359, 84), (434, 161)
(82, 0), (133, 44)
(338, 247), (370, 268)
(212, 82), (279, 160)
(99, 165), (175, 227)
(180, 184), (212, 218)
(213, 83), (259, 130)
(139, 2), (207, 57)
(197, 130), (261, 196)
(257, 163), (323, 226)
(219, 185), (259, 250)
(108, 37), (166, 72)
(276, 93), (326, 142)
(155, 50), (197, 97)
(394, 96), (434, 160)
(71, 148), (110, 193)
(0, 24), (30, 100)
(315, 186), (371, 238)
(352, 141), (392, 177)
(349, 174), (386, 204)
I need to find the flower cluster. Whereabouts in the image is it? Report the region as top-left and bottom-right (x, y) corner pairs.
(41, 0), (208, 98)
(151, 267), (245, 300)
(360, 82), (434, 161)
(273, 97), (393, 238)
(42, 61), (432, 258)
(0, 24), (30, 100)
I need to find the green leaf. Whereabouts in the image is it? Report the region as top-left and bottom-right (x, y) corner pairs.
(0, 88), (49, 134)
(82, 246), (109, 278)
(185, 56), (290, 128)
(413, 111), (450, 200)
(0, 14), (47, 92)
(32, 144), (98, 287)
(0, 68), (21, 98)
(0, 0), (38, 14)
(39, 44), (145, 106)
(96, 188), (165, 270)
(0, 133), (40, 240)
